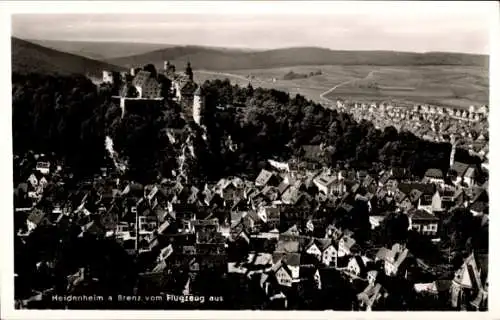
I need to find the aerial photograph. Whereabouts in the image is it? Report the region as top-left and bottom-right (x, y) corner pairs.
(9, 1), (490, 312)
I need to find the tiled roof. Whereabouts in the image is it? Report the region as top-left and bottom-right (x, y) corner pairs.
(470, 201), (487, 213)
(464, 167), (476, 178)
(451, 162), (470, 177)
(255, 169), (274, 186)
(132, 70), (152, 87)
(276, 239), (300, 253)
(424, 168), (444, 178)
(341, 236), (356, 250)
(410, 209), (439, 221)
(27, 209), (46, 225)
(398, 183), (435, 196)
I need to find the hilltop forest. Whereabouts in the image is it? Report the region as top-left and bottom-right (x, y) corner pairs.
(12, 72), (482, 185)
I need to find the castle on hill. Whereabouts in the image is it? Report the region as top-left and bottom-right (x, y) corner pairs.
(105, 61), (205, 125)
(164, 60), (205, 126)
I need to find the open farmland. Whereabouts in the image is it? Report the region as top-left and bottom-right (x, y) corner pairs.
(195, 65), (488, 109)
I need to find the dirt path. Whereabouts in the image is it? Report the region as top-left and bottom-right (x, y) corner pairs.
(197, 69), (379, 107)
(319, 70), (377, 104)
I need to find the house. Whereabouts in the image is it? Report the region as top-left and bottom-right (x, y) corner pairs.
(450, 252), (487, 310)
(423, 168), (444, 186)
(326, 224), (343, 241)
(255, 169), (281, 187)
(26, 209), (50, 232)
(414, 280), (452, 298)
(470, 201), (487, 217)
(280, 223), (301, 239)
(369, 215), (386, 230)
(347, 255), (372, 279)
(449, 162), (470, 185)
(280, 183), (301, 205)
(241, 210), (264, 232)
(131, 70), (162, 99)
(408, 209), (439, 236)
(257, 206), (280, 228)
(367, 270), (379, 285)
(276, 238), (300, 253)
(390, 167), (408, 181)
(303, 238), (337, 266)
(138, 215), (158, 235)
(357, 283), (384, 311)
(338, 236), (356, 257)
(313, 172), (337, 195)
(376, 243), (409, 277)
(35, 161), (51, 175)
(79, 221), (105, 238)
(464, 167), (477, 187)
(362, 175), (377, 193)
(27, 173), (38, 187)
(274, 253), (301, 287)
(424, 188), (456, 213)
(268, 159), (290, 172)
(157, 244), (174, 262)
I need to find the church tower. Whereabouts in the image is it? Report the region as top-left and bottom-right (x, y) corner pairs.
(193, 86), (205, 125)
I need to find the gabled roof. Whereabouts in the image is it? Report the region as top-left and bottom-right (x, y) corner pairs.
(465, 167), (476, 178)
(276, 239), (300, 253)
(410, 209), (439, 221)
(391, 167), (407, 179)
(27, 209), (46, 225)
(378, 171), (391, 185)
(451, 162), (470, 177)
(352, 255), (372, 276)
(315, 238), (333, 251)
(281, 185), (300, 204)
(283, 253), (301, 267)
(255, 169), (275, 186)
(408, 189), (423, 203)
(398, 183), (435, 196)
(357, 283), (383, 307)
(264, 206), (281, 220)
(424, 168), (444, 178)
(340, 236), (356, 250)
(363, 175), (375, 187)
(277, 181), (290, 195)
(470, 201), (487, 213)
(393, 248), (409, 269)
(314, 172), (336, 187)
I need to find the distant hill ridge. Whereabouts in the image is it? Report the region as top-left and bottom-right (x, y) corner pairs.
(106, 46), (489, 71)
(11, 37), (125, 76)
(11, 37), (488, 77)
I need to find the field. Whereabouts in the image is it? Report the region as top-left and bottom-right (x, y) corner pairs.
(194, 65), (488, 108)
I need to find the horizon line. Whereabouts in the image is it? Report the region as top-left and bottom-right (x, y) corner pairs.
(14, 36), (490, 57)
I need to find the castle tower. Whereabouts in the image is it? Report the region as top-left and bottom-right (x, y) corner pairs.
(185, 61), (194, 82)
(193, 85), (205, 125)
(450, 135), (457, 168)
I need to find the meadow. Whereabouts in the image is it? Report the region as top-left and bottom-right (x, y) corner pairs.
(194, 65), (488, 108)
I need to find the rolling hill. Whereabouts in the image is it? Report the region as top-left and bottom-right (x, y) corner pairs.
(11, 37), (125, 76)
(107, 46), (489, 71)
(26, 39), (177, 60)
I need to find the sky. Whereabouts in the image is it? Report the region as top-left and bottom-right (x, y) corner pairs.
(10, 2), (494, 54)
